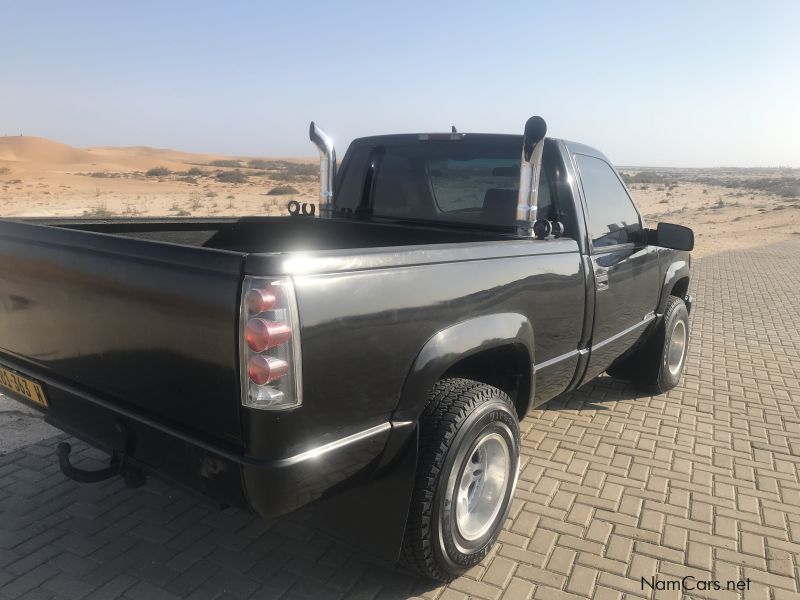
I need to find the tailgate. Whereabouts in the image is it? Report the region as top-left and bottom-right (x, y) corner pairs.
(0, 220), (245, 444)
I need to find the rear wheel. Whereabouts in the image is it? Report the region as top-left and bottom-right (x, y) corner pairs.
(401, 378), (520, 581)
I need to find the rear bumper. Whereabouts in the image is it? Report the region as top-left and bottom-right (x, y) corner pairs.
(0, 358), (392, 520)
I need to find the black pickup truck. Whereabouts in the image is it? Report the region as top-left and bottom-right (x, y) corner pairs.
(0, 117), (693, 580)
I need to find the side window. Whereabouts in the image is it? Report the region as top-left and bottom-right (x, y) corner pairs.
(334, 147), (372, 212)
(575, 154), (641, 248)
(538, 142), (578, 240)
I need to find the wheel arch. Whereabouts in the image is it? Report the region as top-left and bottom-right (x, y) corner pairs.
(393, 312), (535, 424)
(657, 256), (691, 315)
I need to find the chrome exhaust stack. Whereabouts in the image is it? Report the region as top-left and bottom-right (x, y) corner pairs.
(516, 116), (547, 237)
(309, 122), (337, 218)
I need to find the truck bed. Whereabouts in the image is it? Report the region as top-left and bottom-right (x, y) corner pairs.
(30, 216), (513, 253)
(0, 216), (513, 449)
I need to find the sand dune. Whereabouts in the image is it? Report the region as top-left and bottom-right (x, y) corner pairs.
(0, 135), (318, 220)
(0, 136), (92, 165)
(0, 135), (302, 172)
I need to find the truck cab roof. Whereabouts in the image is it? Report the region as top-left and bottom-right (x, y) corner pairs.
(346, 133), (611, 163)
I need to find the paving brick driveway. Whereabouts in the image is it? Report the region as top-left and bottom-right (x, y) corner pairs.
(1, 239), (799, 600)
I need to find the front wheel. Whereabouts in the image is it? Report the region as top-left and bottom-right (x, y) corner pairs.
(401, 378), (520, 581)
(611, 295), (690, 393)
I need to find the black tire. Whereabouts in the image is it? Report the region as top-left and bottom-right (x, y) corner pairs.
(608, 296), (689, 393)
(401, 378), (520, 581)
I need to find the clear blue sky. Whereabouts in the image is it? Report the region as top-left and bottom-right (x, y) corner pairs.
(3, 1), (799, 167)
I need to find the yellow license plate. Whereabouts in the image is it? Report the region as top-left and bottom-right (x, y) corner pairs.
(0, 366), (49, 408)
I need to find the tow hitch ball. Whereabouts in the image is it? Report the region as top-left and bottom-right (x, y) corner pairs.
(56, 421), (145, 489)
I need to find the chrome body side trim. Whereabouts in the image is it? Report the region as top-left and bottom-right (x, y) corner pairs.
(277, 422), (391, 467)
(592, 312), (656, 350)
(533, 349), (580, 373)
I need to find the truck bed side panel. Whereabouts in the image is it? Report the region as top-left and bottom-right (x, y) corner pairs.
(242, 241), (584, 458)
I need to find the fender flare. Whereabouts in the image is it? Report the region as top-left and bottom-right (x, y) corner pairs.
(393, 311), (535, 424)
(657, 258), (691, 315)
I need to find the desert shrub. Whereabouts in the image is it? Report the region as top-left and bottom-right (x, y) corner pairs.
(90, 171), (114, 178)
(205, 191), (218, 198)
(267, 185), (299, 195)
(186, 167), (205, 176)
(216, 170), (248, 183)
(622, 171), (673, 185)
(285, 163), (317, 177)
(209, 160), (241, 168)
(146, 166), (171, 177)
(176, 209), (191, 216)
(247, 159), (274, 170)
(8, 179), (22, 184)
(0, 167), (9, 175)
(179, 176), (198, 184)
(694, 176), (800, 199)
(269, 172), (305, 183)
(82, 205), (115, 218)
(263, 162), (318, 183)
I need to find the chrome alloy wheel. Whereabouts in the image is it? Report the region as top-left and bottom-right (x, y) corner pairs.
(455, 432), (511, 541)
(667, 319), (687, 376)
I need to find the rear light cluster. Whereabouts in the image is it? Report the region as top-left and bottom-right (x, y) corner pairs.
(240, 276), (302, 410)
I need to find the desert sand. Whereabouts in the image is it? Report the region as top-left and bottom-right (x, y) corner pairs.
(624, 170), (800, 257)
(0, 136), (318, 220)
(1, 136), (798, 257)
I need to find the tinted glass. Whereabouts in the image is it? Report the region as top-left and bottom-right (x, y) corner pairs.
(576, 154), (641, 247)
(428, 158), (519, 213)
(335, 138), (565, 231)
(334, 147), (371, 212)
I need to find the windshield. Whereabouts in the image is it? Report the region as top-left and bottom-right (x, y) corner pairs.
(334, 137), (549, 229)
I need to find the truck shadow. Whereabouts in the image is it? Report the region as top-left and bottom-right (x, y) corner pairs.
(542, 374), (652, 411)
(0, 435), (438, 598)
(0, 375), (648, 598)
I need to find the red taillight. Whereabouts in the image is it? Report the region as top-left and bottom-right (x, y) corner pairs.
(241, 277), (301, 410)
(247, 355), (289, 385)
(245, 318), (292, 352)
(245, 287), (278, 315)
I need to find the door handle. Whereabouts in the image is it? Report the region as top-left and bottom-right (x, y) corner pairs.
(595, 269), (609, 291)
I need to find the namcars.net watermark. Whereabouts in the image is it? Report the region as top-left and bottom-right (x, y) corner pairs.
(642, 576), (751, 593)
